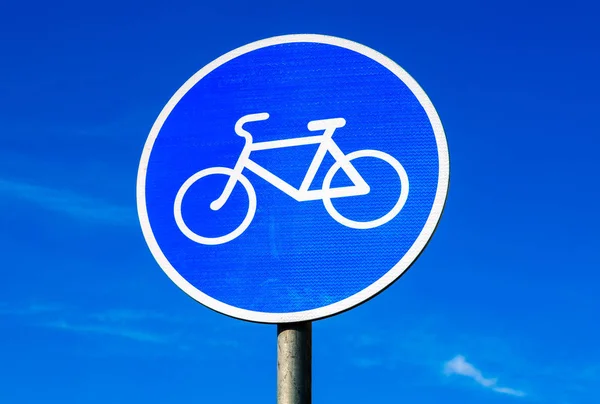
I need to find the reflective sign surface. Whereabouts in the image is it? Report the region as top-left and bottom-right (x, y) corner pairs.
(137, 34), (449, 323)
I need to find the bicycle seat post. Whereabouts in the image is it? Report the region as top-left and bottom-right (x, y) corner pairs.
(307, 118), (346, 135)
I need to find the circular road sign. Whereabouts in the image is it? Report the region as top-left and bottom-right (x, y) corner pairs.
(137, 34), (449, 323)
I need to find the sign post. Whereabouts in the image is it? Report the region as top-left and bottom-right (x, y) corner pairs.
(137, 34), (449, 403)
(277, 322), (312, 404)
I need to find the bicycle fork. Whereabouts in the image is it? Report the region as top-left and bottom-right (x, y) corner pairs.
(209, 114), (268, 211)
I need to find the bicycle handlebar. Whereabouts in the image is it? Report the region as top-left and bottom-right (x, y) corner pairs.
(235, 113), (270, 139)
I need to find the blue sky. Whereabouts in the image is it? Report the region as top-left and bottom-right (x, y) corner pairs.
(1, 1), (599, 403)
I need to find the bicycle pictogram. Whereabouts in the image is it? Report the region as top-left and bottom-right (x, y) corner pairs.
(174, 113), (409, 245)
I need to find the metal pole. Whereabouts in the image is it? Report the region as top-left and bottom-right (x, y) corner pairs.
(277, 322), (312, 404)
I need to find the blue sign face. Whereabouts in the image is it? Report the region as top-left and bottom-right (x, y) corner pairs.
(137, 35), (449, 323)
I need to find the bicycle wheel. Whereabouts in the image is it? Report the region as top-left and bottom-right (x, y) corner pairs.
(174, 167), (257, 245)
(322, 150), (409, 229)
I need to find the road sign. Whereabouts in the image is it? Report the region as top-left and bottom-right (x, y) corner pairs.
(137, 34), (449, 323)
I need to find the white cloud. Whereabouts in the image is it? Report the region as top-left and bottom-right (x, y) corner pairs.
(492, 386), (527, 397)
(44, 320), (174, 344)
(0, 178), (134, 226)
(90, 309), (183, 323)
(445, 355), (526, 397)
(0, 301), (63, 316)
(2, 301), (243, 355)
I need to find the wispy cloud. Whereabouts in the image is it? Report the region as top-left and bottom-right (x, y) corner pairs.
(341, 324), (600, 402)
(41, 310), (242, 354)
(90, 309), (180, 323)
(0, 302), (174, 344)
(0, 178), (134, 226)
(0, 301), (242, 354)
(44, 320), (175, 344)
(444, 355), (526, 397)
(0, 301), (63, 316)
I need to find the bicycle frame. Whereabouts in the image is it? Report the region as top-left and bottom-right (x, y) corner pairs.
(210, 114), (370, 211)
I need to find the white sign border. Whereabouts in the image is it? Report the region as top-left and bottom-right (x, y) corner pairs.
(136, 34), (450, 323)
